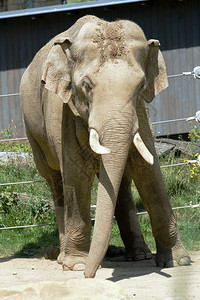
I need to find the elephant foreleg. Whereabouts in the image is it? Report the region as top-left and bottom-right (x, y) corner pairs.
(129, 145), (190, 267)
(62, 182), (93, 270)
(130, 99), (191, 267)
(61, 109), (96, 271)
(115, 170), (152, 261)
(61, 162), (97, 270)
(24, 127), (65, 262)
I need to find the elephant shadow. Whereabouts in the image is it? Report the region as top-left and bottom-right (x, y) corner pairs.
(102, 255), (172, 282)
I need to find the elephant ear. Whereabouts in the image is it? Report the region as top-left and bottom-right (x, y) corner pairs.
(41, 37), (72, 103)
(41, 37), (80, 116)
(142, 39), (169, 103)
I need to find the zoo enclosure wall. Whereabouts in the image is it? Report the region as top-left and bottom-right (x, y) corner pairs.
(0, 0), (63, 12)
(0, 0), (200, 137)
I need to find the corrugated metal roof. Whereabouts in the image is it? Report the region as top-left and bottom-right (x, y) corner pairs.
(0, 0), (148, 20)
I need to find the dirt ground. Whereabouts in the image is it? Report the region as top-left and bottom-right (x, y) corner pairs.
(0, 251), (200, 300)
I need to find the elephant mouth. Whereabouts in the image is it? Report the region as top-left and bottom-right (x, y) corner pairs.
(89, 128), (154, 165)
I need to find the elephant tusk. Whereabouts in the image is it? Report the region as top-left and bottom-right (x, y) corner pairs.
(133, 132), (154, 165)
(89, 129), (111, 155)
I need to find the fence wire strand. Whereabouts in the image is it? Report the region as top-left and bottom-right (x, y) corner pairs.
(0, 160), (197, 187)
(0, 137), (27, 142)
(0, 80), (199, 230)
(0, 93), (19, 98)
(0, 180), (45, 187)
(1, 203), (200, 230)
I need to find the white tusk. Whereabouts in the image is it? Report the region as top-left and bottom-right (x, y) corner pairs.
(89, 129), (111, 155)
(133, 132), (154, 165)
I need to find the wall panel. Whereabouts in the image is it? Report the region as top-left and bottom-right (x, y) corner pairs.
(0, 0), (200, 137)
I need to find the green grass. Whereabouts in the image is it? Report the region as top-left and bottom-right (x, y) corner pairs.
(0, 142), (199, 257)
(0, 141), (32, 153)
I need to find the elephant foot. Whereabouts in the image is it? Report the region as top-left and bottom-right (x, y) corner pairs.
(106, 245), (125, 257)
(125, 242), (152, 261)
(62, 255), (88, 271)
(57, 251), (65, 265)
(44, 246), (60, 260)
(156, 241), (191, 268)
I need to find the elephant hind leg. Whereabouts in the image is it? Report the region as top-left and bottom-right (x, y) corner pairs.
(46, 171), (65, 264)
(25, 129), (65, 262)
(115, 169), (152, 261)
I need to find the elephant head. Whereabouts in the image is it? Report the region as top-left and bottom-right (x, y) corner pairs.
(41, 15), (168, 278)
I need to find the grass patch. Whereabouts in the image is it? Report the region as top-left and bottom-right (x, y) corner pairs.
(0, 226), (59, 257)
(0, 168), (56, 257)
(0, 141), (32, 153)
(0, 142), (199, 257)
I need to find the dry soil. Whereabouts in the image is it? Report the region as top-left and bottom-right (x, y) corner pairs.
(0, 251), (200, 299)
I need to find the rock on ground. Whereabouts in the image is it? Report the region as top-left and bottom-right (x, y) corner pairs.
(0, 279), (129, 300)
(0, 151), (33, 164)
(155, 138), (200, 157)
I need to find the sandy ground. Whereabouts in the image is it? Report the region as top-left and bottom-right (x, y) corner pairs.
(0, 252), (200, 300)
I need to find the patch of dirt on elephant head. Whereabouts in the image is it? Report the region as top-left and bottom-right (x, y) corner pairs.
(93, 21), (126, 66)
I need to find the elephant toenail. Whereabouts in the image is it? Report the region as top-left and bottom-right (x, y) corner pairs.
(72, 263), (85, 271)
(179, 256), (191, 266)
(172, 260), (179, 267)
(63, 265), (70, 271)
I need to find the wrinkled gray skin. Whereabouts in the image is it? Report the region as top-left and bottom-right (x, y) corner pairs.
(20, 15), (190, 278)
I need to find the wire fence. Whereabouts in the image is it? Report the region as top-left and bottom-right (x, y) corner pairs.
(1, 202), (200, 231)
(0, 67), (200, 230)
(0, 137), (27, 142)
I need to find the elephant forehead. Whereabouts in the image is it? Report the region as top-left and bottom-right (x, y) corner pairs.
(75, 21), (147, 65)
(77, 21), (125, 51)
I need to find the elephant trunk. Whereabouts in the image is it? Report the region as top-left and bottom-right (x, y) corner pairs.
(84, 110), (134, 278)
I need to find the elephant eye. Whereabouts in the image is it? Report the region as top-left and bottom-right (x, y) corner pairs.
(82, 78), (93, 95)
(83, 81), (92, 93)
(140, 78), (147, 90)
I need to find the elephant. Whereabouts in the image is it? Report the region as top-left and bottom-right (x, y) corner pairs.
(20, 15), (190, 278)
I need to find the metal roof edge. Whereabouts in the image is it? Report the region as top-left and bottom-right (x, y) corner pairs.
(0, 0), (148, 20)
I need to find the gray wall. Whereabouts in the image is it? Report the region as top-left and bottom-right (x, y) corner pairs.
(0, 0), (62, 12)
(0, 0), (200, 137)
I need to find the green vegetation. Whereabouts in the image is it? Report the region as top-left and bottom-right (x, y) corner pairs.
(0, 140), (31, 153)
(188, 126), (200, 144)
(161, 155), (200, 250)
(0, 137), (199, 258)
(0, 154), (55, 257)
